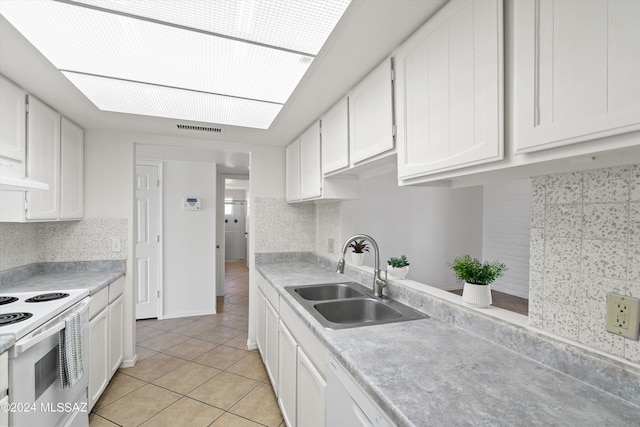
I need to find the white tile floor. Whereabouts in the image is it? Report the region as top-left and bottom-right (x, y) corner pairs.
(90, 261), (283, 427)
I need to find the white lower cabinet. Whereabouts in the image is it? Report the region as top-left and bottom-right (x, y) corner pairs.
(1, 350), (8, 427)
(88, 305), (108, 410)
(327, 354), (394, 427)
(265, 299), (279, 389)
(296, 348), (326, 427)
(0, 395), (8, 427)
(88, 277), (125, 410)
(108, 295), (124, 377)
(256, 287), (266, 358)
(256, 273), (327, 427)
(278, 320), (297, 427)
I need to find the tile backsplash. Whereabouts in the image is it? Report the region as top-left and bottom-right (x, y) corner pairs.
(253, 197), (315, 253)
(0, 217), (128, 271)
(529, 164), (640, 364)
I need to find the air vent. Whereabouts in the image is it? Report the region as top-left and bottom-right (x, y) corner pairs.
(177, 124), (226, 133)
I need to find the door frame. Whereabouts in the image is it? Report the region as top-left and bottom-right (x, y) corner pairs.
(135, 160), (164, 319)
(216, 172), (249, 298)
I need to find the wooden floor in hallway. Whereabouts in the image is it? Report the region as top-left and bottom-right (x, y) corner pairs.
(90, 261), (284, 427)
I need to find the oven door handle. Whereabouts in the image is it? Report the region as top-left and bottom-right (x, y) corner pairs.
(14, 321), (65, 356)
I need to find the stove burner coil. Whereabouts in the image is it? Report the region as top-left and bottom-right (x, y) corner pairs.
(25, 293), (70, 303)
(0, 312), (33, 326)
(0, 296), (18, 306)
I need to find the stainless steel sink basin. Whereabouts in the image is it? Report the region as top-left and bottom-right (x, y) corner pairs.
(285, 282), (427, 329)
(294, 283), (364, 300)
(314, 298), (402, 324)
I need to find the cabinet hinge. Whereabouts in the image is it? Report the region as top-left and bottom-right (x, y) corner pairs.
(156, 235), (160, 243)
(157, 178), (160, 187)
(390, 68), (395, 82)
(392, 123), (397, 138)
(157, 290), (160, 298)
(25, 95), (29, 113)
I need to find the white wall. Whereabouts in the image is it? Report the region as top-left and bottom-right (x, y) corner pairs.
(482, 179), (531, 298)
(163, 160), (217, 318)
(83, 129), (285, 359)
(349, 172), (483, 290)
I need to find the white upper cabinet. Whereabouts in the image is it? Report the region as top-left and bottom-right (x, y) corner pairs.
(348, 58), (394, 164)
(321, 97), (349, 175)
(60, 117), (84, 219)
(513, 0), (640, 153)
(396, 0), (503, 180)
(286, 119), (359, 204)
(26, 96), (61, 220)
(285, 138), (301, 203)
(0, 95), (84, 222)
(0, 75), (27, 178)
(299, 121), (322, 199)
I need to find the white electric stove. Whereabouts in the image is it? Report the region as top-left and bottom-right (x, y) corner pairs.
(0, 289), (89, 340)
(0, 288), (90, 427)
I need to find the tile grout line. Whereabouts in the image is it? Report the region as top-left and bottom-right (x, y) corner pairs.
(92, 264), (281, 426)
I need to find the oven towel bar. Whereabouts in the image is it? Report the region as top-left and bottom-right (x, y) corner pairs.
(58, 309), (86, 389)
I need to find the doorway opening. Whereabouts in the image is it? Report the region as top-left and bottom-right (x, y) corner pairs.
(216, 175), (249, 308)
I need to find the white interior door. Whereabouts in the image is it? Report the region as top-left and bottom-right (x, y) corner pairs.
(135, 163), (161, 319)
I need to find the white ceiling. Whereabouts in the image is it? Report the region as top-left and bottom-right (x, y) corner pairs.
(0, 0), (447, 148)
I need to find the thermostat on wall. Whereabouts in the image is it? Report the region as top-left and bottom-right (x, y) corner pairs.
(183, 197), (201, 211)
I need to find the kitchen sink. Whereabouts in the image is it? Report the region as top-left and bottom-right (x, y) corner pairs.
(314, 298), (403, 324)
(285, 282), (427, 329)
(294, 283), (365, 300)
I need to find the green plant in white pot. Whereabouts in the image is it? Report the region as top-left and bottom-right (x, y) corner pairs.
(387, 255), (410, 279)
(450, 255), (506, 308)
(348, 239), (369, 266)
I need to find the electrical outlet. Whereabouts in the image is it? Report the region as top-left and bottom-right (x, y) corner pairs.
(606, 293), (640, 340)
(328, 238), (335, 253)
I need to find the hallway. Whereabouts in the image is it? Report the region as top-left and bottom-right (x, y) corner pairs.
(90, 261), (284, 427)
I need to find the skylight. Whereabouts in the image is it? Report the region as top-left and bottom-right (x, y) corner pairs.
(0, 0), (350, 129)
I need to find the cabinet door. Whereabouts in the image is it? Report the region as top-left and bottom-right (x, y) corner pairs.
(0, 75), (26, 177)
(296, 348), (326, 427)
(26, 96), (60, 220)
(60, 117), (84, 219)
(299, 121), (321, 199)
(285, 139), (300, 202)
(396, 0), (503, 179)
(265, 300), (279, 392)
(108, 295), (124, 377)
(321, 98), (349, 174)
(256, 288), (266, 358)
(0, 395), (8, 427)
(89, 308), (109, 411)
(278, 320), (297, 427)
(513, 0), (640, 153)
(349, 58), (394, 164)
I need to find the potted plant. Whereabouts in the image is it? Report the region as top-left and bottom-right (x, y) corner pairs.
(450, 255), (506, 308)
(348, 239), (369, 266)
(387, 255), (410, 279)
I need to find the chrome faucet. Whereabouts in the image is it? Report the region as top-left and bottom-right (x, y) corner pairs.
(336, 234), (387, 298)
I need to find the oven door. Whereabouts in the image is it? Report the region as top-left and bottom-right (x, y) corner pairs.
(8, 299), (89, 427)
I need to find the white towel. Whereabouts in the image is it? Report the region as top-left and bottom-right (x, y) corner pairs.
(58, 309), (86, 389)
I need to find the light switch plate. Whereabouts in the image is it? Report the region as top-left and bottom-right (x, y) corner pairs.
(606, 293), (640, 340)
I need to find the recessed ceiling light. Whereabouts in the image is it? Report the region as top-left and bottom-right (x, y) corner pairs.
(0, 0), (350, 129)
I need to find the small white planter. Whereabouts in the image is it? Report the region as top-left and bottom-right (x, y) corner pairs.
(461, 282), (492, 308)
(387, 265), (409, 279)
(351, 252), (365, 266)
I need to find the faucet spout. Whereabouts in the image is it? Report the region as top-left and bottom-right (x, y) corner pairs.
(336, 234), (387, 298)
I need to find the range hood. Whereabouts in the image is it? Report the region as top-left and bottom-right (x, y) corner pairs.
(0, 175), (49, 191)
